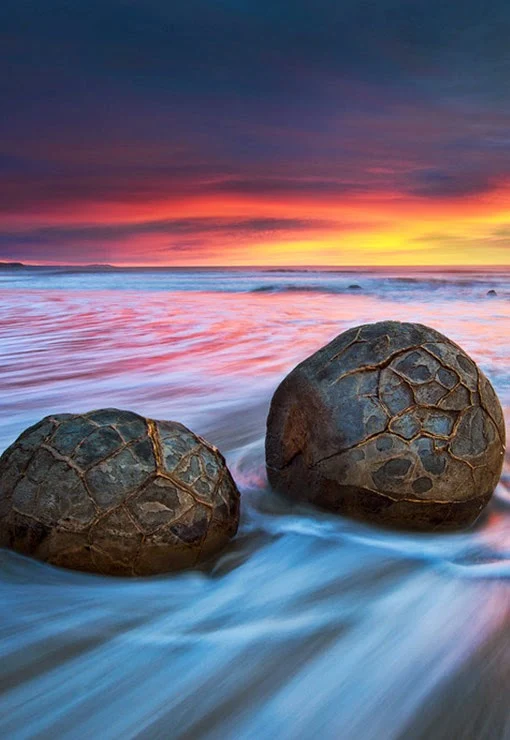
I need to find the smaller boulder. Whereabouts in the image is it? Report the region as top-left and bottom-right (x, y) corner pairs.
(0, 409), (240, 575)
(487, 289), (497, 297)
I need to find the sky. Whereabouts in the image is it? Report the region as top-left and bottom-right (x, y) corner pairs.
(1, 0), (510, 266)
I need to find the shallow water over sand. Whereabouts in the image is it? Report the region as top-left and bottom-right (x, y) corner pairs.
(0, 269), (509, 739)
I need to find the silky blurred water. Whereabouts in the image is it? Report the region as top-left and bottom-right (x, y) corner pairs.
(0, 267), (509, 739)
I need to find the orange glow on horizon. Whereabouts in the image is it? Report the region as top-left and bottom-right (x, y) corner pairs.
(2, 179), (510, 267)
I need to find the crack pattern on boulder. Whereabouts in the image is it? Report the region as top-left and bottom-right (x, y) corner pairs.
(266, 321), (506, 531)
(0, 409), (240, 575)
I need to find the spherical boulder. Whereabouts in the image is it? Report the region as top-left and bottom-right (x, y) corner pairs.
(266, 321), (506, 531)
(0, 409), (240, 575)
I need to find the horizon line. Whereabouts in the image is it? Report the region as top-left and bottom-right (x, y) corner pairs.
(2, 261), (510, 271)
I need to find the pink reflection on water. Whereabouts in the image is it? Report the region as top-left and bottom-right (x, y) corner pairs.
(0, 285), (509, 739)
(1, 289), (509, 437)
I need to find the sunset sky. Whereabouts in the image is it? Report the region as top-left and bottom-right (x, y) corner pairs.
(2, 0), (510, 266)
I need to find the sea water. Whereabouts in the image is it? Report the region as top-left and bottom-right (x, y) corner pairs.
(0, 267), (509, 739)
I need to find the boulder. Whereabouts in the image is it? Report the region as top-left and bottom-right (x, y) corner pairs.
(0, 409), (240, 575)
(266, 321), (506, 531)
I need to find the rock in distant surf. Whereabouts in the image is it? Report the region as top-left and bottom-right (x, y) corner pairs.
(0, 409), (240, 575)
(266, 321), (506, 531)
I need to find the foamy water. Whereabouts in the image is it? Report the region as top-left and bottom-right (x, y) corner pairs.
(0, 268), (509, 739)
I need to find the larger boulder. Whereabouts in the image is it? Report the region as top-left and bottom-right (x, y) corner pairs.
(0, 409), (240, 575)
(266, 321), (506, 531)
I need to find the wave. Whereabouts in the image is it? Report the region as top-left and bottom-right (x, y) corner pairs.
(250, 283), (367, 294)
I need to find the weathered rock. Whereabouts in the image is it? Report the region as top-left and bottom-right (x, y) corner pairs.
(0, 409), (240, 575)
(266, 321), (506, 531)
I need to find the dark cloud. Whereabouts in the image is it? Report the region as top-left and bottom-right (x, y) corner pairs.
(0, 170), (381, 213)
(0, 216), (335, 244)
(209, 178), (372, 196)
(0, 216), (345, 261)
(405, 169), (495, 198)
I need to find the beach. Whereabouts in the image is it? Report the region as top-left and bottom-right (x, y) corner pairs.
(0, 266), (509, 738)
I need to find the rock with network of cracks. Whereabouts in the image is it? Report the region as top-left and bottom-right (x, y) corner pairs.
(266, 321), (506, 531)
(0, 409), (240, 575)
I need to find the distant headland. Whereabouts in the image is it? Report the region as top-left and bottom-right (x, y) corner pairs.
(0, 262), (116, 271)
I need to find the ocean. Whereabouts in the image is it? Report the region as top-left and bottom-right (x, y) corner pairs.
(0, 266), (509, 739)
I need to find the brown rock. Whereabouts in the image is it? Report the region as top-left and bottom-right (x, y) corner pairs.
(0, 409), (240, 575)
(266, 321), (506, 531)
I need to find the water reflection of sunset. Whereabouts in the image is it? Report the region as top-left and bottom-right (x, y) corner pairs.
(1, 287), (508, 446)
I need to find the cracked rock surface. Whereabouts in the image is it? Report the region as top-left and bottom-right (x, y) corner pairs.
(266, 321), (506, 531)
(0, 409), (240, 575)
